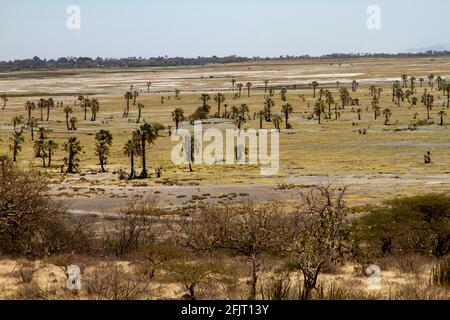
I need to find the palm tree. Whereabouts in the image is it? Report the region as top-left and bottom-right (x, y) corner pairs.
(199, 93), (211, 112)
(123, 132), (142, 179)
(77, 95), (87, 120)
(137, 122), (159, 179)
(310, 81), (319, 98)
(213, 93), (226, 117)
(231, 79), (236, 91)
(9, 131), (24, 162)
(136, 103), (144, 123)
(1, 94), (8, 109)
(264, 97), (275, 121)
(124, 91), (133, 117)
(280, 88), (287, 102)
(34, 139), (47, 167)
(256, 110), (265, 129)
(172, 108), (185, 133)
(25, 101), (35, 124)
(240, 104), (249, 119)
(38, 98), (46, 121)
(95, 129), (113, 172)
(438, 110), (446, 126)
(352, 80), (359, 92)
(428, 74), (435, 87)
(29, 118), (37, 141)
(64, 106), (73, 130)
(383, 108), (392, 125)
(246, 82), (252, 97)
(174, 89), (181, 100)
(445, 84), (450, 108)
(272, 114), (281, 132)
(64, 136), (83, 173)
(314, 100), (325, 124)
(90, 98), (99, 121)
(419, 78), (424, 87)
(147, 81), (152, 93)
(325, 91), (335, 115)
(236, 83), (243, 98)
(264, 80), (269, 93)
(133, 90), (139, 105)
(401, 74), (408, 88)
(12, 115), (24, 132)
(45, 98), (54, 121)
(46, 140), (58, 167)
(281, 103), (293, 128)
(70, 116), (78, 130)
(356, 108), (362, 120)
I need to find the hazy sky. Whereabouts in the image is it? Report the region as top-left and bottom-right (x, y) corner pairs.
(1, 0), (450, 60)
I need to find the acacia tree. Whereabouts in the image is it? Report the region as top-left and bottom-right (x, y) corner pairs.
(64, 136), (83, 173)
(123, 132), (142, 179)
(174, 203), (294, 300)
(288, 186), (348, 300)
(95, 129), (113, 172)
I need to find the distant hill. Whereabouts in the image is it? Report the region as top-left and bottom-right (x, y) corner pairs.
(405, 44), (450, 54)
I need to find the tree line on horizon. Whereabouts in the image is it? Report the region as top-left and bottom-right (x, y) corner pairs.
(1, 51), (450, 71)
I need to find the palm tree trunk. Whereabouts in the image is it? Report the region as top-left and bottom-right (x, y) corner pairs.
(48, 150), (52, 167)
(140, 139), (147, 178)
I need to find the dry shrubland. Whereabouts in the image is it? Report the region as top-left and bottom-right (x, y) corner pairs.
(0, 162), (449, 300)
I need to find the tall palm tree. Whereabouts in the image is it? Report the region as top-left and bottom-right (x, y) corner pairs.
(231, 79), (236, 91)
(133, 90), (139, 105)
(256, 110), (265, 129)
(1, 94), (8, 110)
(123, 132), (142, 179)
(236, 83), (243, 98)
(445, 83), (450, 108)
(240, 104), (249, 119)
(25, 101), (35, 124)
(90, 98), (100, 121)
(172, 108), (185, 133)
(124, 91), (133, 117)
(213, 93), (226, 117)
(137, 122), (159, 179)
(11, 115), (24, 132)
(438, 110), (446, 126)
(280, 88), (287, 102)
(199, 93), (211, 112)
(46, 98), (54, 121)
(314, 100), (325, 124)
(46, 140), (58, 168)
(310, 81), (319, 98)
(383, 108), (392, 125)
(281, 103), (293, 128)
(325, 91), (335, 115)
(29, 118), (37, 141)
(95, 129), (113, 172)
(64, 136), (83, 173)
(63, 106), (73, 130)
(38, 98), (46, 121)
(246, 82), (252, 97)
(264, 97), (275, 121)
(401, 74), (408, 88)
(272, 114), (281, 132)
(9, 131), (24, 162)
(34, 139), (47, 167)
(69, 116), (78, 130)
(147, 81), (152, 93)
(136, 103), (144, 123)
(352, 80), (359, 92)
(264, 80), (269, 93)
